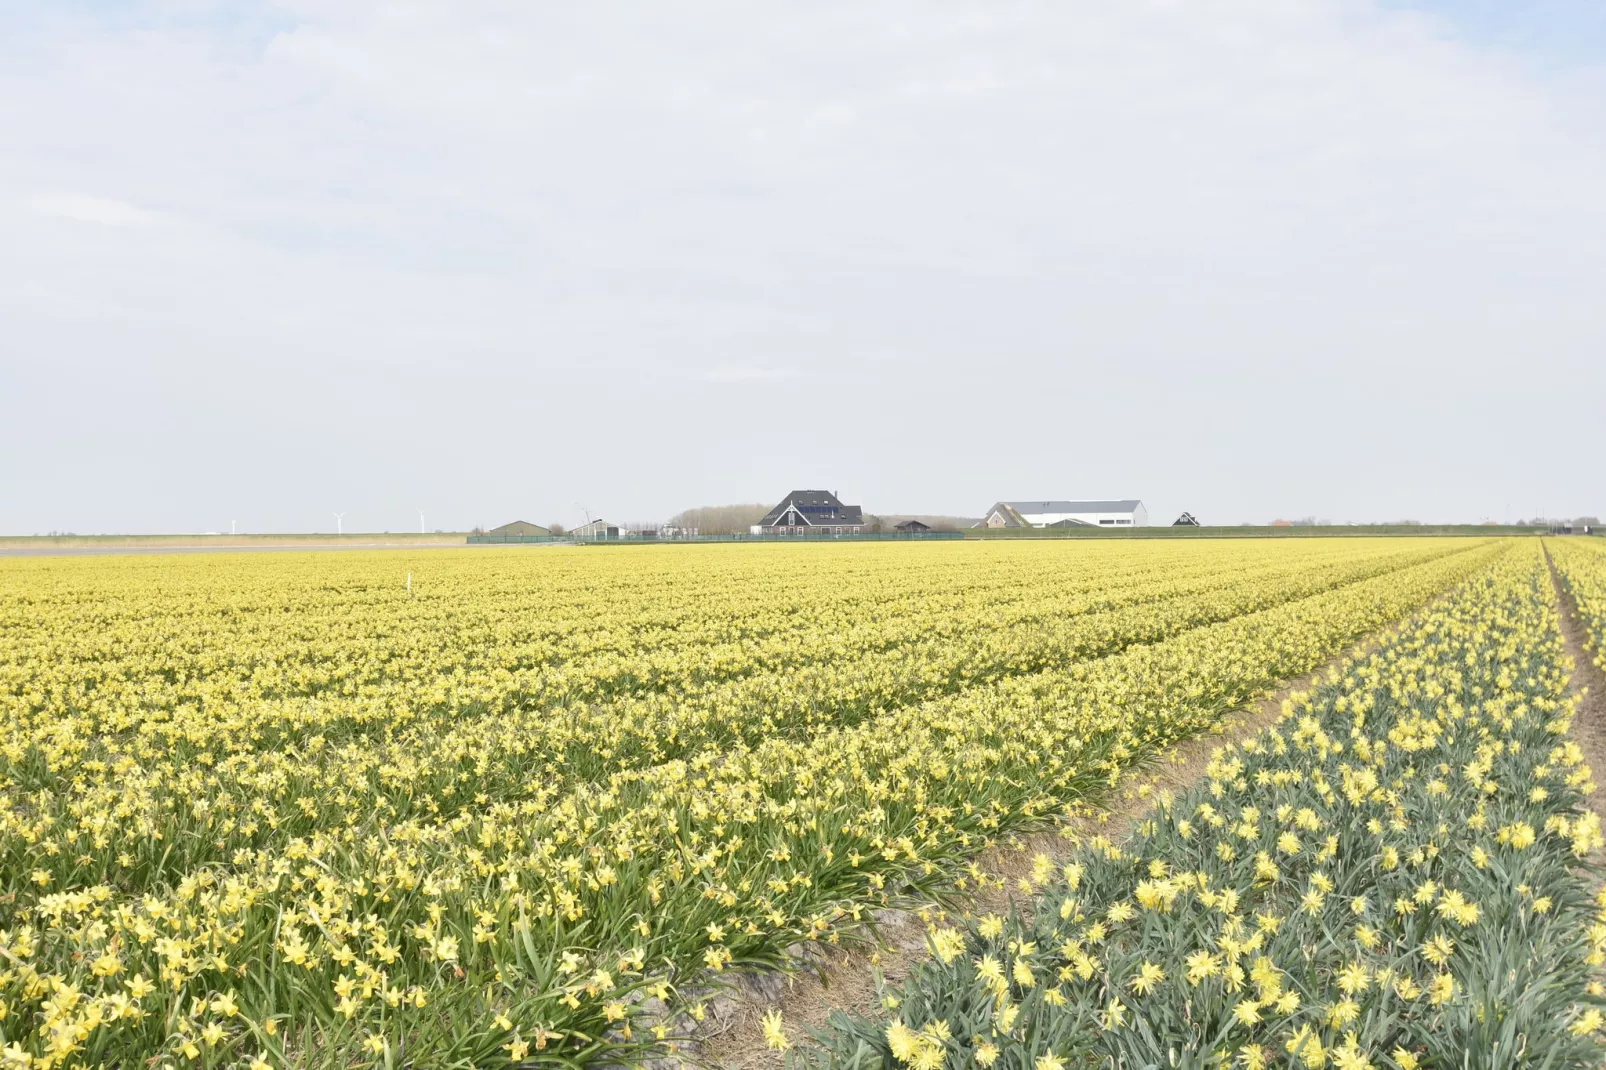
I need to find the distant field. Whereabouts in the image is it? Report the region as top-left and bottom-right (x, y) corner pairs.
(968, 523), (1545, 538)
(0, 532), (469, 554)
(0, 527), (1554, 558)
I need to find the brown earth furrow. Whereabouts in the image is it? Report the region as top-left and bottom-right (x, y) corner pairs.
(1544, 545), (1606, 832)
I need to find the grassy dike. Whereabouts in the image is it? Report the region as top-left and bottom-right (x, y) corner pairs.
(0, 532), (469, 551)
(967, 525), (1546, 540)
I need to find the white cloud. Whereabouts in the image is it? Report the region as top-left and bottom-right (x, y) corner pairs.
(703, 367), (795, 384)
(0, 1), (1603, 531)
(25, 192), (164, 227)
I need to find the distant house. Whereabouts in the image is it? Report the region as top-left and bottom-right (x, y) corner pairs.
(980, 500), (1148, 529)
(1173, 512), (1200, 527)
(571, 519), (620, 539)
(487, 520), (551, 537)
(895, 519), (931, 533)
(752, 490), (866, 535)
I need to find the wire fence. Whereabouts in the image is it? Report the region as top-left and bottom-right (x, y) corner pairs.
(468, 531), (965, 545)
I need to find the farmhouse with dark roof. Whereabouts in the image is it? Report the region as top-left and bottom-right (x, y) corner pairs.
(752, 490), (866, 535)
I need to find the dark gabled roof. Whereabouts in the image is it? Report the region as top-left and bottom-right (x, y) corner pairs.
(759, 490), (865, 527)
(895, 519), (931, 531)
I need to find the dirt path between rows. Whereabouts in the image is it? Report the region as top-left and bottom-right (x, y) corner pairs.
(1544, 547), (1606, 831)
(692, 609), (1432, 1070)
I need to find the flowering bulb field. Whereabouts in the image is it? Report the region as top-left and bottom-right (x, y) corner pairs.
(0, 538), (1519, 1068)
(799, 541), (1606, 1070)
(1553, 537), (1606, 676)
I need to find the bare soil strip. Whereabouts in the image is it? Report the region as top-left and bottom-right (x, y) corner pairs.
(694, 615), (1425, 1070)
(1544, 548), (1606, 830)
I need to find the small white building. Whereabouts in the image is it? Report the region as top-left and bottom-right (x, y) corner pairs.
(981, 499), (1148, 529)
(571, 519), (620, 539)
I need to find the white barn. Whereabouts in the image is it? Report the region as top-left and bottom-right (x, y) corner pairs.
(981, 499), (1148, 529)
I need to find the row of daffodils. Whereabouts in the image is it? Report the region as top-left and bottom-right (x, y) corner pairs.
(1552, 537), (1606, 678)
(0, 539), (1505, 1067)
(796, 540), (1606, 1069)
(2, 540), (1478, 889)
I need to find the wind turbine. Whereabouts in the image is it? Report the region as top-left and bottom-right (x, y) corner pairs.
(333, 512), (346, 536)
(419, 509), (426, 534)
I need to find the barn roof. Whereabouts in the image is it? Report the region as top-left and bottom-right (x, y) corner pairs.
(1003, 500), (1143, 513)
(487, 520), (551, 536)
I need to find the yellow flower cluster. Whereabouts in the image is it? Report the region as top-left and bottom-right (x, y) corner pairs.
(1551, 537), (1606, 678)
(799, 541), (1606, 1069)
(0, 538), (1501, 1067)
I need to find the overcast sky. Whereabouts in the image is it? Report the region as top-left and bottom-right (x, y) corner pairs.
(3, 1), (1603, 533)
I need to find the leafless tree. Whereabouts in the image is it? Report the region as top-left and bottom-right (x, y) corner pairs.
(668, 504), (770, 534)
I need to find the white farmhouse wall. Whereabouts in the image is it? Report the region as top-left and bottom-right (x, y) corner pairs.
(1018, 507), (1147, 528)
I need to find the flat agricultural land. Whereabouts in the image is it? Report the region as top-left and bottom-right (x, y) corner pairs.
(967, 523), (1545, 539)
(2, 538), (1604, 1069)
(0, 532), (469, 556)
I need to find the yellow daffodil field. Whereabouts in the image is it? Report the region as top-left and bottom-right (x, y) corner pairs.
(1554, 538), (1606, 678)
(0, 536), (1583, 1069)
(800, 540), (1606, 1070)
